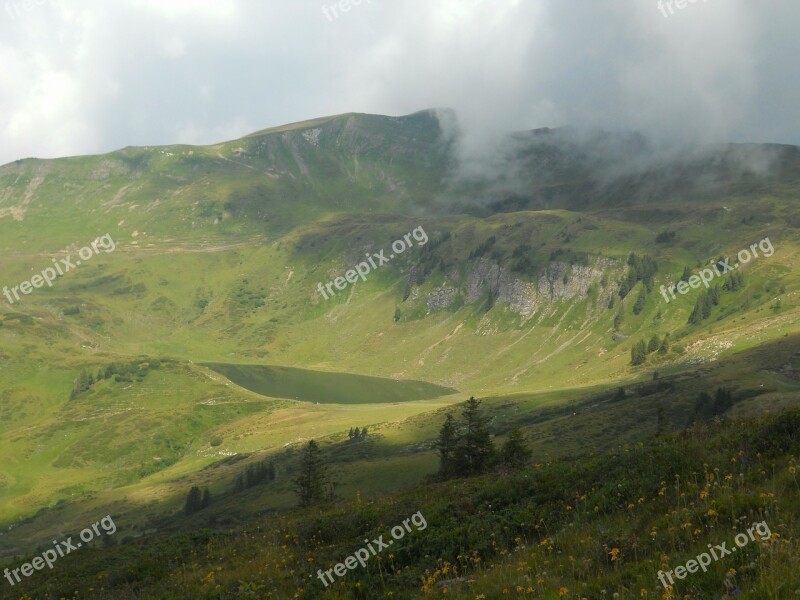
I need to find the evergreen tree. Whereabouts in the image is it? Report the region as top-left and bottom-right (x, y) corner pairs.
(688, 298), (703, 325)
(630, 340), (647, 366)
(184, 486), (202, 515)
(633, 287), (646, 315)
(200, 488), (212, 509)
(614, 309), (624, 330)
(453, 397), (494, 476)
(233, 473), (245, 493)
(647, 334), (660, 354)
(294, 440), (330, 507)
(360, 426), (368, 439)
(690, 391), (713, 424)
(680, 266), (692, 282)
(712, 387), (734, 415)
(658, 334), (670, 355)
(353, 427), (360, 439)
(701, 292), (713, 319)
(709, 284), (721, 305)
(501, 427), (532, 469)
(348, 427), (354, 439)
(436, 414), (459, 479)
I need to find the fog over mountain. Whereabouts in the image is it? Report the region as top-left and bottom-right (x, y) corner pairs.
(1, 0), (799, 168)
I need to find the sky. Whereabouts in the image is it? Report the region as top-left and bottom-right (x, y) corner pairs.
(0, 0), (798, 167)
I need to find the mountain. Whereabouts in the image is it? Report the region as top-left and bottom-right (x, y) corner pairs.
(0, 110), (798, 598)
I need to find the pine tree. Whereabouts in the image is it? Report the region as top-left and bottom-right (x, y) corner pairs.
(709, 284), (721, 305)
(680, 266), (692, 282)
(348, 427), (354, 439)
(712, 387), (734, 415)
(184, 486), (202, 515)
(658, 334), (670, 355)
(436, 414), (458, 479)
(701, 292), (713, 319)
(353, 427), (360, 439)
(647, 334), (660, 354)
(501, 427), (532, 469)
(630, 340), (647, 366)
(688, 298), (703, 324)
(294, 440), (330, 507)
(453, 397), (494, 476)
(200, 488), (212, 509)
(233, 473), (245, 493)
(360, 426), (368, 439)
(614, 309), (624, 330)
(690, 391), (713, 424)
(633, 288), (646, 315)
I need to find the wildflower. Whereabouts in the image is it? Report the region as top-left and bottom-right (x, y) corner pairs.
(559, 587), (569, 597)
(609, 548), (620, 561)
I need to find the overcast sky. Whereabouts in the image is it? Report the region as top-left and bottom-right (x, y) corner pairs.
(0, 0), (798, 166)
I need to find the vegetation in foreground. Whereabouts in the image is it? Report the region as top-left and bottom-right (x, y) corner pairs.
(3, 407), (798, 599)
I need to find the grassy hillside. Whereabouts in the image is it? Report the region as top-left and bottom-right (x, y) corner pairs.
(0, 111), (798, 597)
(3, 404), (798, 599)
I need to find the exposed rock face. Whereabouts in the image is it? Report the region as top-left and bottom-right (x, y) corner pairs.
(423, 256), (621, 317)
(426, 286), (458, 311)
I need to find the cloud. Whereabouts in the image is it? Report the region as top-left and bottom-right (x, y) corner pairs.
(0, 0), (797, 166)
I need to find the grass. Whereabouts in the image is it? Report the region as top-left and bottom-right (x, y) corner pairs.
(3, 408), (798, 599)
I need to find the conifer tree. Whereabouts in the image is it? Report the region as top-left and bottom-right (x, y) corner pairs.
(294, 440), (330, 507)
(184, 486), (202, 515)
(436, 414), (458, 479)
(633, 287), (646, 315)
(631, 340), (647, 366)
(501, 427), (532, 469)
(453, 397), (494, 476)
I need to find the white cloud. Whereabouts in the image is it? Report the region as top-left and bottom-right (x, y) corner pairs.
(0, 0), (797, 166)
